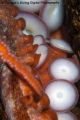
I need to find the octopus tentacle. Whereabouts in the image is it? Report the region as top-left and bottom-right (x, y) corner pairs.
(19, 53), (41, 67)
(0, 64), (29, 120)
(0, 40), (43, 101)
(0, 1), (58, 120)
(16, 44), (38, 56)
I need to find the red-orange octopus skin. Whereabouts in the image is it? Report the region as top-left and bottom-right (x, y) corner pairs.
(0, 3), (32, 120)
(38, 26), (75, 86)
(0, 40), (43, 101)
(0, 64), (29, 120)
(19, 53), (41, 67)
(0, 1), (58, 120)
(16, 44), (38, 56)
(0, 40), (58, 120)
(0, 3), (46, 120)
(0, 1), (43, 100)
(27, 108), (58, 120)
(37, 93), (50, 111)
(21, 93), (58, 120)
(21, 93), (50, 111)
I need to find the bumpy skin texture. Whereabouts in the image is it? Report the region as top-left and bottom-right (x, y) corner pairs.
(0, 1), (76, 120)
(0, 1), (58, 120)
(0, 1), (43, 120)
(0, 65), (29, 120)
(0, 2), (30, 120)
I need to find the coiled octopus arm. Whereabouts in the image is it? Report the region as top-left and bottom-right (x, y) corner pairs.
(0, 1), (43, 120)
(0, 40), (43, 100)
(0, 1), (58, 120)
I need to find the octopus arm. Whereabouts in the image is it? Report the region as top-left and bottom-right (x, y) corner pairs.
(0, 64), (29, 120)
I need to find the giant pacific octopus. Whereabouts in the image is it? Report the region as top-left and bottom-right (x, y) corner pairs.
(0, 1), (58, 120)
(0, 0), (79, 120)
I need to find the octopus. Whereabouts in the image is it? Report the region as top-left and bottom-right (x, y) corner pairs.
(0, 0), (58, 120)
(0, 0), (79, 120)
